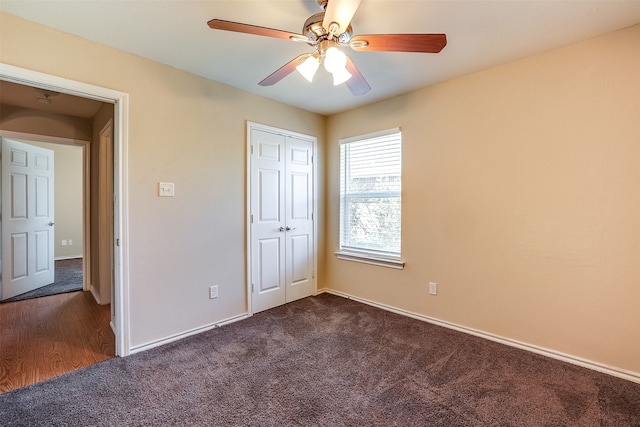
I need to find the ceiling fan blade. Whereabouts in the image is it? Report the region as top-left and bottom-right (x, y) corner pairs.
(208, 19), (303, 41)
(350, 34), (447, 53)
(322, 0), (362, 35)
(345, 56), (370, 96)
(259, 54), (309, 87)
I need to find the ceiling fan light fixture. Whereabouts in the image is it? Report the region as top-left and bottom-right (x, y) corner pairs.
(323, 46), (347, 73)
(323, 46), (352, 85)
(296, 55), (320, 82)
(208, 0), (446, 97)
(331, 67), (352, 85)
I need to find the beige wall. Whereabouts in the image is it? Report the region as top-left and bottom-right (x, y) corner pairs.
(0, 12), (325, 348)
(325, 25), (640, 375)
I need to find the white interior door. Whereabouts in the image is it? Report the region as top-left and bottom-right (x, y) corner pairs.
(284, 136), (314, 303)
(1, 138), (55, 300)
(249, 126), (315, 313)
(250, 129), (287, 313)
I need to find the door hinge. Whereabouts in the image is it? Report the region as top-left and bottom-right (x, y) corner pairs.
(250, 214), (254, 223)
(251, 145), (254, 155)
(311, 213), (314, 221)
(116, 238), (120, 247)
(251, 283), (254, 293)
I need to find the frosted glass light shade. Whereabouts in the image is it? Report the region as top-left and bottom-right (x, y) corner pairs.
(331, 67), (352, 85)
(296, 56), (320, 82)
(323, 47), (347, 73)
(323, 46), (352, 85)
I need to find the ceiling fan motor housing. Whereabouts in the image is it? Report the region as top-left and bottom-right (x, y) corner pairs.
(303, 12), (352, 45)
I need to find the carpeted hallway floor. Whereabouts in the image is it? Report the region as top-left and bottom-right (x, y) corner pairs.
(1, 258), (83, 303)
(1, 293), (638, 426)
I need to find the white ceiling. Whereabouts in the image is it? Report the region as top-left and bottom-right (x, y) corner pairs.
(1, 0), (639, 116)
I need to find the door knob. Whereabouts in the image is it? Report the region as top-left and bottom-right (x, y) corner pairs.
(278, 226), (286, 232)
(48, 222), (55, 226)
(285, 226), (296, 231)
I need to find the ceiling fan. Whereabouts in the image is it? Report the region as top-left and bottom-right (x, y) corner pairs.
(207, 0), (447, 96)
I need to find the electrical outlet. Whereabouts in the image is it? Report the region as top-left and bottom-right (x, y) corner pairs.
(429, 282), (437, 296)
(68, 239), (73, 246)
(209, 285), (218, 299)
(61, 240), (67, 246)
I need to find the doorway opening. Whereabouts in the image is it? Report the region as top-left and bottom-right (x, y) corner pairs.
(0, 63), (130, 358)
(0, 137), (86, 302)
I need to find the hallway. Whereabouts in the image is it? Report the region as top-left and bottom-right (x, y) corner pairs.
(0, 290), (114, 393)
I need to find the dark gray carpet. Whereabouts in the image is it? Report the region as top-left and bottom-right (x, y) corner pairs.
(1, 293), (638, 426)
(2, 258), (83, 303)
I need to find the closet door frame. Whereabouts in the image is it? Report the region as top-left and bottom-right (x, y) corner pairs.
(246, 121), (318, 315)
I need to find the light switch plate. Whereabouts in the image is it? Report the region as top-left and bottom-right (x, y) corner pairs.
(429, 282), (437, 296)
(158, 182), (175, 197)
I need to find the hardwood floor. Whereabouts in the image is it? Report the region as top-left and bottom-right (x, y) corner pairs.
(0, 290), (115, 393)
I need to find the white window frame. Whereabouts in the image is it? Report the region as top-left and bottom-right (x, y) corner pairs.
(335, 128), (404, 269)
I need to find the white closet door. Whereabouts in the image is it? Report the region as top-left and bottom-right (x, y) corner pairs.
(284, 136), (314, 303)
(249, 126), (315, 313)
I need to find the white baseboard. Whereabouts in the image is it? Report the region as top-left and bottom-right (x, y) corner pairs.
(89, 285), (111, 306)
(316, 288), (640, 384)
(129, 312), (251, 355)
(89, 286), (103, 305)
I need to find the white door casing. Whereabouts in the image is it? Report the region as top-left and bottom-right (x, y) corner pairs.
(248, 123), (316, 313)
(1, 138), (55, 300)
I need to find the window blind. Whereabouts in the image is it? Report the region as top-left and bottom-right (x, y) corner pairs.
(339, 129), (401, 257)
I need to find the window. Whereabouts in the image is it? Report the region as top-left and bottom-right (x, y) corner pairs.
(337, 128), (403, 269)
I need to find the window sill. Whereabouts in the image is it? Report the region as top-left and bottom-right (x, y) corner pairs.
(335, 251), (405, 270)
